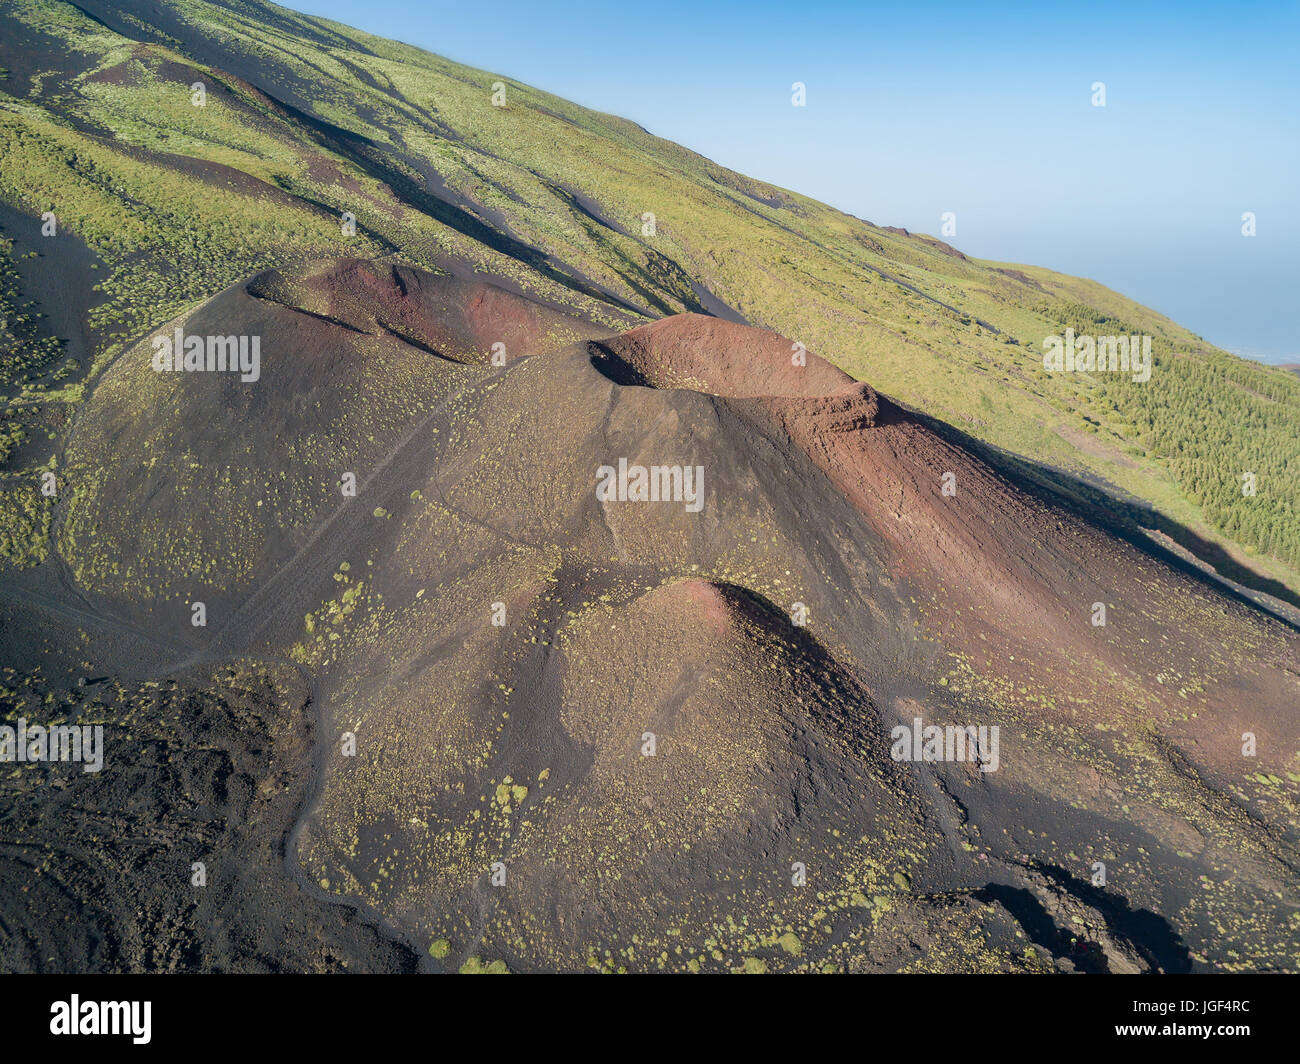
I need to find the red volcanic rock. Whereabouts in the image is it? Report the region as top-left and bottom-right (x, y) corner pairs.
(248, 258), (608, 364)
(591, 313), (859, 399)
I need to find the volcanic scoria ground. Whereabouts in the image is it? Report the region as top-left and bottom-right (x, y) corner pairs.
(2, 259), (1297, 973)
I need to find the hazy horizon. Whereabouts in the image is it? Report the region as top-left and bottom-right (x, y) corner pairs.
(294, 0), (1298, 366)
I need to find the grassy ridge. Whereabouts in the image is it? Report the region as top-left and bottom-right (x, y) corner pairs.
(0, 0), (1296, 594)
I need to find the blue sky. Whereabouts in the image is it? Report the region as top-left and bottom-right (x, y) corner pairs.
(295, 0), (1299, 363)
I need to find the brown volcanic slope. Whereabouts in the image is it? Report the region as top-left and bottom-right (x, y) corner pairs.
(7, 259), (1299, 973)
